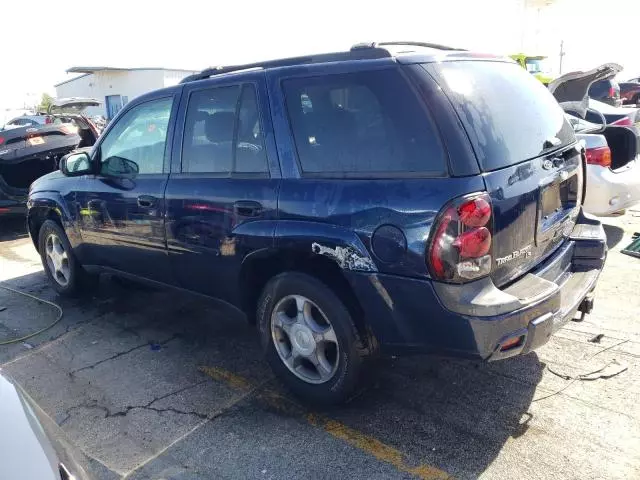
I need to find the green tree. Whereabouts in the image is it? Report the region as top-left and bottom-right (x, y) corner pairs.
(38, 93), (54, 113)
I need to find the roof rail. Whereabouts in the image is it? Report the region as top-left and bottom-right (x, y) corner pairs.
(180, 48), (392, 84)
(352, 41), (467, 52)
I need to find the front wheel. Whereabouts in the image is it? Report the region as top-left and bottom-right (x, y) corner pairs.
(257, 272), (367, 405)
(38, 220), (96, 296)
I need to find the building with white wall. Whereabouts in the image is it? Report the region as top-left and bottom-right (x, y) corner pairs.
(54, 67), (197, 119)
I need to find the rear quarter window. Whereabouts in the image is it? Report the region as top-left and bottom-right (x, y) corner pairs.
(425, 61), (575, 171)
(283, 68), (447, 176)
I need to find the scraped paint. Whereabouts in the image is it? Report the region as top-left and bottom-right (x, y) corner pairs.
(311, 242), (377, 272)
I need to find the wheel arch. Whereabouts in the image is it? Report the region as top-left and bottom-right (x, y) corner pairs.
(27, 193), (75, 253)
(238, 246), (377, 353)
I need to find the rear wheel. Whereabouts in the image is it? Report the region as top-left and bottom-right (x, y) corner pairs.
(38, 220), (96, 296)
(633, 94), (640, 107)
(257, 272), (366, 404)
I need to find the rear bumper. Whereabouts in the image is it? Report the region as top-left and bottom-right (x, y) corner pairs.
(347, 210), (606, 359)
(584, 161), (640, 216)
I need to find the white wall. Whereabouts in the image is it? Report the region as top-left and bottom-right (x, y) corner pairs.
(55, 69), (196, 118)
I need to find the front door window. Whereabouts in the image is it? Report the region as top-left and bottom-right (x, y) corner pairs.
(99, 97), (173, 175)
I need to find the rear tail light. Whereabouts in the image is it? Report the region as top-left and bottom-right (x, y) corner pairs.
(45, 116), (52, 124)
(612, 116), (632, 126)
(0, 137), (4, 145)
(585, 146), (612, 167)
(609, 86), (616, 98)
(428, 193), (494, 283)
(60, 125), (78, 135)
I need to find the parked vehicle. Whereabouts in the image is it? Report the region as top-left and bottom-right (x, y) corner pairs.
(588, 77), (622, 107)
(27, 43), (606, 404)
(551, 65), (640, 216)
(570, 115), (640, 215)
(550, 64), (640, 126)
(0, 371), (90, 479)
(2, 114), (53, 130)
(510, 53), (553, 85)
(0, 98), (100, 216)
(620, 82), (640, 106)
(589, 98), (640, 126)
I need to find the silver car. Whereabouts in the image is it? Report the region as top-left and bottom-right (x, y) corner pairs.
(0, 370), (91, 480)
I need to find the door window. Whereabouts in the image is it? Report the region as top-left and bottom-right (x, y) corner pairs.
(99, 97), (173, 175)
(181, 84), (268, 174)
(283, 69), (446, 176)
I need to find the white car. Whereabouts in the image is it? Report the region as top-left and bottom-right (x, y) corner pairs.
(575, 126), (640, 216)
(551, 65), (640, 216)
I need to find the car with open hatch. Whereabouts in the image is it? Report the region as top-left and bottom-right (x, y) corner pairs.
(0, 98), (100, 216)
(550, 64), (640, 216)
(26, 42), (607, 404)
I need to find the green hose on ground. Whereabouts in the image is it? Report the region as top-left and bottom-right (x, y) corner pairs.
(0, 285), (64, 346)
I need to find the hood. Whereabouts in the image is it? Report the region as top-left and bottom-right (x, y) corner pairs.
(0, 372), (60, 480)
(48, 97), (100, 115)
(549, 63), (623, 117)
(30, 169), (66, 194)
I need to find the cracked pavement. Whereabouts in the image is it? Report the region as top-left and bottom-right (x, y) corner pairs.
(1, 214), (640, 479)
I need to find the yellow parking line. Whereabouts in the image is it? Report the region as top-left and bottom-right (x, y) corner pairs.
(198, 366), (253, 391)
(311, 415), (450, 480)
(200, 366), (452, 480)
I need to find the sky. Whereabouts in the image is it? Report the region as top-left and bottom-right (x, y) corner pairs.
(1, 0), (638, 112)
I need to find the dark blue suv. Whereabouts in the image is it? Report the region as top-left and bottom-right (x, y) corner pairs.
(27, 42), (607, 403)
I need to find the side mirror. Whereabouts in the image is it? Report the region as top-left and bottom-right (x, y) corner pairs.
(60, 152), (93, 176)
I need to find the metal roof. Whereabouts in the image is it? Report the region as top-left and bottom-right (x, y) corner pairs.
(180, 41), (477, 84)
(66, 66), (197, 74)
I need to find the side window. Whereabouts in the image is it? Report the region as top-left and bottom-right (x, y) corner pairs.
(99, 97), (173, 175)
(182, 86), (239, 174)
(181, 84), (268, 174)
(283, 69), (446, 175)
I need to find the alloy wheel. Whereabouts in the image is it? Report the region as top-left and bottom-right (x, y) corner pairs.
(270, 294), (339, 384)
(45, 233), (70, 287)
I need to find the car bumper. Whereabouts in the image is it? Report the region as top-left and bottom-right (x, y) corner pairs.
(346, 210), (606, 359)
(583, 160), (640, 216)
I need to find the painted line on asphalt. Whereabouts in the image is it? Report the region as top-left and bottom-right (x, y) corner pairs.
(200, 365), (453, 480)
(198, 365), (253, 391)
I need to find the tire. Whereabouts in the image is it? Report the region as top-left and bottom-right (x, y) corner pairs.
(38, 220), (96, 296)
(257, 272), (366, 405)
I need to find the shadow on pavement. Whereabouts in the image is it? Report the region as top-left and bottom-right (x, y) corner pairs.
(603, 223), (625, 250)
(0, 216), (28, 242)
(1, 269), (543, 479)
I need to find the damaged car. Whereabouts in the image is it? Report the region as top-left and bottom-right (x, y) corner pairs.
(0, 98), (100, 216)
(28, 44), (607, 404)
(550, 64), (640, 216)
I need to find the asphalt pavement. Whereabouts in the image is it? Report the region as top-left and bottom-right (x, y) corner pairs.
(0, 214), (639, 480)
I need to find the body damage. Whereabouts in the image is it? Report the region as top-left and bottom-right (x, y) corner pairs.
(312, 242), (377, 272)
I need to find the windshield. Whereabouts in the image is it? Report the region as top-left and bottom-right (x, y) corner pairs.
(525, 57), (551, 74)
(425, 61), (575, 171)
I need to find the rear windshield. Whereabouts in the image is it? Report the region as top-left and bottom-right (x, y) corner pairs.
(424, 61), (575, 171)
